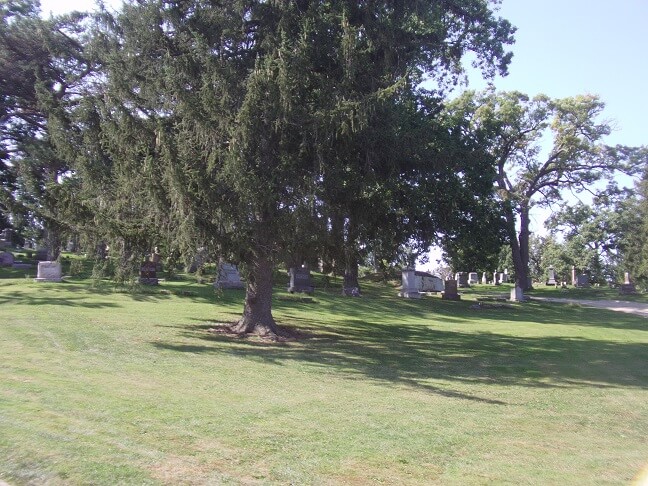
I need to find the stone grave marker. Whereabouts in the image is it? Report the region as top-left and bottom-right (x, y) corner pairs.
(546, 266), (557, 286)
(34, 261), (62, 282)
(139, 261), (159, 285)
(0, 251), (14, 267)
(499, 272), (508, 283)
(441, 279), (461, 300)
(288, 267), (314, 295)
(492, 270), (500, 285)
(417, 271), (444, 293)
(214, 262), (245, 289)
(481, 272), (488, 285)
(399, 269), (421, 299)
(468, 272), (479, 285)
(510, 286), (525, 302)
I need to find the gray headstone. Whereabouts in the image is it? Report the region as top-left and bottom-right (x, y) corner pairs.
(441, 279), (461, 300)
(214, 263), (245, 289)
(481, 272), (488, 285)
(492, 270), (500, 285)
(416, 271), (444, 293)
(35, 261), (62, 282)
(468, 272), (479, 285)
(288, 267), (314, 295)
(499, 272), (508, 283)
(0, 251), (14, 267)
(399, 269), (421, 299)
(575, 274), (590, 288)
(546, 266), (557, 285)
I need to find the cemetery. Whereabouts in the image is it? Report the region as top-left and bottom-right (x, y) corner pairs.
(1, 0), (647, 484)
(1, 248), (647, 484)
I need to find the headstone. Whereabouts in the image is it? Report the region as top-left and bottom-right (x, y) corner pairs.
(481, 272), (488, 285)
(620, 272), (637, 295)
(455, 272), (470, 288)
(510, 286), (524, 302)
(288, 267), (314, 295)
(499, 272), (508, 284)
(399, 269), (421, 299)
(492, 270), (500, 286)
(416, 271), (444, 293)
(214, 262), (245, 289)
(575, 274), (590, 288)
(546, 266), (557, 286)
(34, 261), (62, 282)
(139, 261), (159, 285)
(441, 279), (461, 300)
(0, 251), (15, 267)
(571, 266), (577, 286)
(468, 272), (479, 285)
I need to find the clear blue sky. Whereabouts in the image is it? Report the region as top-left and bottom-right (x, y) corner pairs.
(466, 0), (648, 148)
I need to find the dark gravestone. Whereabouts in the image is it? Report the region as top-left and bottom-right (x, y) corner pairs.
(288, 267), (314, 295)
(441, 279), (461, 301)
(139, 261), (159, 285)
(0, 251), (14, 267)
(575, 274), (590, 288)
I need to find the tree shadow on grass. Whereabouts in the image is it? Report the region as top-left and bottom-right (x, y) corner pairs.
(153, 312), (648, 405)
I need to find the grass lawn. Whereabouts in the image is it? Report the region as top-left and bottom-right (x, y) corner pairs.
(0, 268), (647, 484)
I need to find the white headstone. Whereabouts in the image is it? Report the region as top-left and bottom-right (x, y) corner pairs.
(468, 272), (479, 284)
(35, 261), (62, 282)
(510, 286), (524, 302)
(214, 263), (245, 289)
(399, 269), (421, 299)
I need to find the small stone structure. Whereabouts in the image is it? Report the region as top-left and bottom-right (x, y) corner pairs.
(0, 251), (14, 267)
(546, 266), (557, 286)
(510, 286), (525, 302)
(492, 270), (500, 286)
(441, 279), (461, 301)
(481, 272), (488, 285)
(139, 261), (159, 285)
(468, 272), (479, 285)
(399, 269), (421, 299)
(214, 262), (245, 289)
(34, 261), (62, 282)
(417, 271), (444, 293)
(288, 267), (314, 295)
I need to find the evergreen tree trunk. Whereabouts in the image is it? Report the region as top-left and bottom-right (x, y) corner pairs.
(233, 252), (279, 337)
(44, 223), (61, 261)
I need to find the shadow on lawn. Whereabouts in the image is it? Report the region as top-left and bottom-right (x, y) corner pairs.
(153, 302), (648, 404)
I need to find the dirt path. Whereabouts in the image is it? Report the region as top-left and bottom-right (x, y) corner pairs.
(531, 296), (648, 318)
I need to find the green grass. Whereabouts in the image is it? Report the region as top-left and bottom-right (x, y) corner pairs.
(1, 270), (647, 484)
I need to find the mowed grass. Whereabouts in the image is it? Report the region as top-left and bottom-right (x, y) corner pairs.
(0, 271), (647, 485)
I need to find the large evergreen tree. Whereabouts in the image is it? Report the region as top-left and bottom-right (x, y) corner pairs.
(86, 0), (514, 337)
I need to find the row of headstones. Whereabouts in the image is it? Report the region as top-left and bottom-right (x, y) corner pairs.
(456, 271), (510, 287)
(400, 269), (526, 302)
